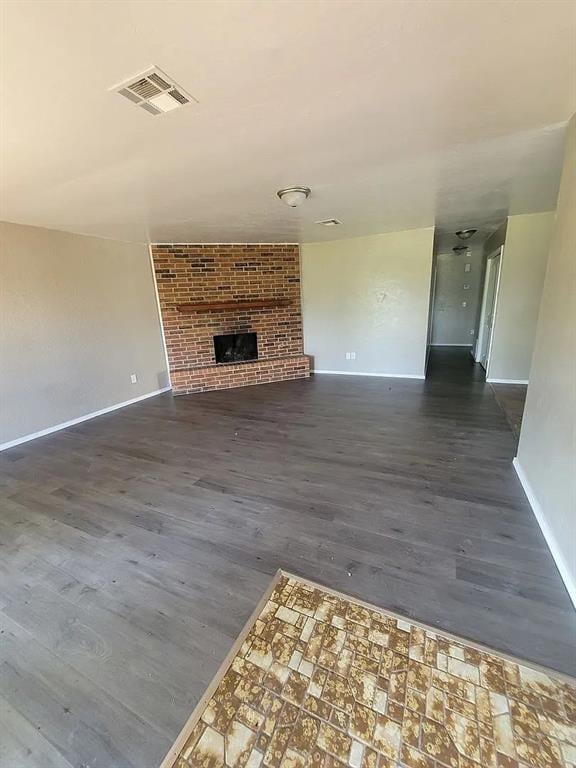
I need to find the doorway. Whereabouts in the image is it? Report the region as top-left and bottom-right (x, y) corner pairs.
(429, 247), (484, 351)
(427, 244), (485, 385)
(475, 247), (503, 371)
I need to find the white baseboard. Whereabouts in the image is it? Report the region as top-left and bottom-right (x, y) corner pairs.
(0, 387), (172, 452)
(430, 343), (473, 347)
(313, 370), (425, 380)
(513, 457), (576, 610)
(487, 378), (529, 385)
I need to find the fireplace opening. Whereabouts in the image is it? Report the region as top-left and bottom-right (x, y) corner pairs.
(214, 332), (258, 364)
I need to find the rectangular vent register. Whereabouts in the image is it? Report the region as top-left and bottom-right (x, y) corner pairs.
(110, 66), (197, 116)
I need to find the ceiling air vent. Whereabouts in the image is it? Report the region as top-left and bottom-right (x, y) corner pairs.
(110, 66), (197, 115)
(139, 102), (162, 116)
(147, 72), (172, 91)
(168, 89), (189, 105)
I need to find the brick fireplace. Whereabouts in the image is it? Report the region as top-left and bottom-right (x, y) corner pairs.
(151, 243), (310, 394)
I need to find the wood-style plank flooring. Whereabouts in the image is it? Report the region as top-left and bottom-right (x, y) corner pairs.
(0, 348), (574, 767)
(491, 383), (528, 441)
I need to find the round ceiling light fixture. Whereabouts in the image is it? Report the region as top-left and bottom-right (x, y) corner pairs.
(277, 186), (311, 208)
(455, 229), (477, 240)
(453, 245), (468, 253)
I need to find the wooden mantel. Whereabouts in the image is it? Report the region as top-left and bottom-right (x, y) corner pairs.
(176, 298), (292, 313)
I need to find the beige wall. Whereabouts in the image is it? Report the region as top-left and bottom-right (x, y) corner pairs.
(0, 222), (168, 447)
(515, 115), (576, 606)
(488, 212), (555, 382)
(301, 228), (434, 377)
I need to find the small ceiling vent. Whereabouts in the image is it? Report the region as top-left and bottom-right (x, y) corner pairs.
(316, 218), (341, 226)
(110, 66), (197, 115)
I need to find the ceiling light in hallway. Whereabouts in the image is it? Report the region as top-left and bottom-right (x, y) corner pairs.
(455, 229), (478, 240)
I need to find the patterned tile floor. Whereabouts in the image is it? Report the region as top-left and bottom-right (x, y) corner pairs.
(165, 573), (576, 768)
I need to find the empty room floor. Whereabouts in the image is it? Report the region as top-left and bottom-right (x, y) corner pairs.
(491, 384), (529, 442)
(0, 348), (574, 767)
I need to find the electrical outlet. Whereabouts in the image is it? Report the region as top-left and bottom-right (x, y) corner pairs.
(345, 352), (356, 360)
(470, 329), (475, 335)
(130, 373), (138, 384)
(461, 301), (467, 307)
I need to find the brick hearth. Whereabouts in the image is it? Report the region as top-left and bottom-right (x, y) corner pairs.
(151, 243), (310, 394)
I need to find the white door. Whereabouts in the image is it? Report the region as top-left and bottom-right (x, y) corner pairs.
(478, 252), (501, 370)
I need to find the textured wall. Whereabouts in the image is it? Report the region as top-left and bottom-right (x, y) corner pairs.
(301, 229), (434, 377)
(516, 115), (576, 604)
(151, 243), (309, 393)
(0, 222), (168, 446)
(488, 212), (555, 382)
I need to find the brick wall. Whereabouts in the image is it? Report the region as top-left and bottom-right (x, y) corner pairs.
(151, 243), (310, 394)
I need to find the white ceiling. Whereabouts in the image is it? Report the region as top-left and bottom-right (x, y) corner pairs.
(1, 0), (574, 244)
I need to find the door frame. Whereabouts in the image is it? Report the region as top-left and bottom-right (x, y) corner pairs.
(475, 246), (504, 372)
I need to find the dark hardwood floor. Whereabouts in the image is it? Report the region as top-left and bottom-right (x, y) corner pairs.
(0, 347), (574, 767)
(491, 382), (528, 442)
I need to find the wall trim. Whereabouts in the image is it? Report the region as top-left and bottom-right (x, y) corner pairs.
(513, 457), (576, 610)
(0, 387), (172, 453)
(487, 378), (529, 385)
(313, 370), (425, 380)
(430, 343), (473, 347)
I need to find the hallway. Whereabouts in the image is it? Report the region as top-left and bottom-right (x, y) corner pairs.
(426, 345), (486, 384)
(426, 345), (528, 442)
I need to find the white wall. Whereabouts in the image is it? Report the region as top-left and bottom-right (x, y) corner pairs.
(488, 212), (555, 382)
(515, 115), (576, 607)
(0, 222), (169, 447)
(301, 228), (434, 378)
(431, 246), (484, 346)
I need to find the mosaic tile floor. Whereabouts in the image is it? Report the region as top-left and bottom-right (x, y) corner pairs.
(163, 572), (576, 768)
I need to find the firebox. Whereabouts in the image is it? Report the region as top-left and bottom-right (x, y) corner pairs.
(214, 332), (258, 364)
